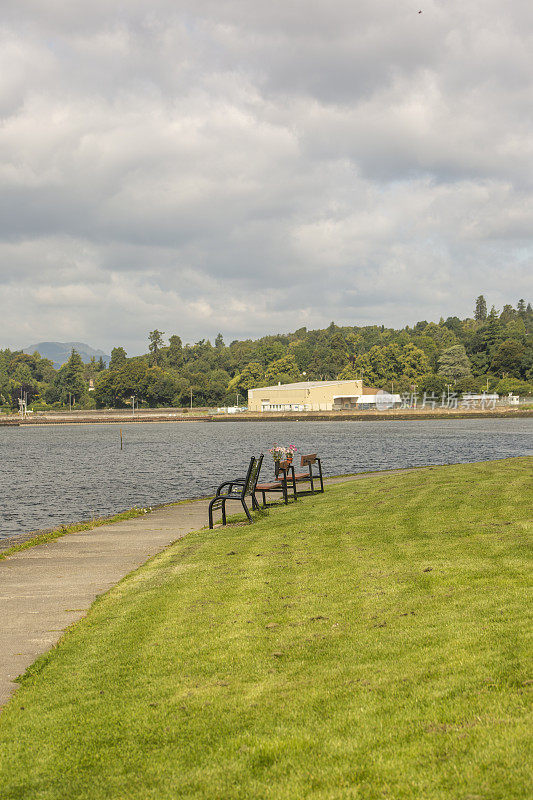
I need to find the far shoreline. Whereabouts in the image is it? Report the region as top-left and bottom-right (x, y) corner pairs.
(1, 408), (532, 426)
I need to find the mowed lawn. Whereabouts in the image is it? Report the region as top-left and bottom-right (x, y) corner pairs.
(0, 458), (531, 800)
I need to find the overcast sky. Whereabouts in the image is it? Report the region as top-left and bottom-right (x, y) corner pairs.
(1, 0), (531, 355)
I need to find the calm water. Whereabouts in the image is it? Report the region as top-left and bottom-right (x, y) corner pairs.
(1, 419), (532, 539)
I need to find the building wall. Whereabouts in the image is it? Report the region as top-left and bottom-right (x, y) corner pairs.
(248, 380), (363, 412)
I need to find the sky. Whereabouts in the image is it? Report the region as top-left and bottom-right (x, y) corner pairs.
(1, 0), (531, 356)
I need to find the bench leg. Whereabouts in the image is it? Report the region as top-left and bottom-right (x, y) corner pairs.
(290, 471), (297, 500)
(241, 498), (253, 523)
(208, 498), (217, 529)
(221, 500), (227, 526)
(317, 459), (324, 492)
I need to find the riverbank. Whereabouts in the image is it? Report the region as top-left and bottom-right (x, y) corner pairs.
(2, 416), (532, 540)
(0, 457), (530, 799)
(0, 466), (435, 703)
(1, 407), (532, 425)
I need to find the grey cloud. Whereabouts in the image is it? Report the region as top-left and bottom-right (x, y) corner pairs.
(0, 0), (531, 353)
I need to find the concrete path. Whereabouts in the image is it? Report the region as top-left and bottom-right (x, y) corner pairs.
(0, 501), (210, 707)
(0, 469), (424, 708)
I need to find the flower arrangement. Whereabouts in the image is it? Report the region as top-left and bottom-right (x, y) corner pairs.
(269, 444), (297, 462)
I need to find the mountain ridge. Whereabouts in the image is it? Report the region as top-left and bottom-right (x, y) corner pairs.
(22, 342), (111, 368)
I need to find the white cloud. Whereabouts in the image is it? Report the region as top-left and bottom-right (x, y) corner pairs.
(0, 0), (531, 353)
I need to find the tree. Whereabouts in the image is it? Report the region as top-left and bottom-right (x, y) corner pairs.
(490, 339), (526, 378)
(474, 295), (487, 321)
(328, 332), (349, 376)
(227, 362), (265, 394)
(443, 316), (463, 337)
(167, 335), (183, 368)
(256, 339), (285, 366)
(494, 377), (532, 396)
(398, 343), (431, 380)
(148, 330), (165, 366)
(55, 349), (86, 403)
(484, 307), (503, 354)
(109, 347), (127, 370)
(215, 333), (224, 349)
(499, 305), (517, 325)
(264, 354), (300, 385)
(438, 345), (472, 381)
(418, 374), (447, 395)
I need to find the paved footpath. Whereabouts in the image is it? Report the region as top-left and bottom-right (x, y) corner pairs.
(0, 470), (420, 708)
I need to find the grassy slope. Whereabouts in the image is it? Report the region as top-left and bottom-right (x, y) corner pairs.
(0, 458), (531, 800)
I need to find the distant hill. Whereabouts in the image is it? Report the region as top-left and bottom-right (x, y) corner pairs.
(22, 342), (111, 368)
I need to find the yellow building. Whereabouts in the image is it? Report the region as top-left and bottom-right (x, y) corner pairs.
(247, 380), (364, 412)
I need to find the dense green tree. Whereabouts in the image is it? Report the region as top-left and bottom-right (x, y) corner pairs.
(438, 345), (472, 381)
(55, 350), (86, 403)
(499, 305), (517, 325)
(398, 343), (431, 380)
(148, 330), (165, 366)
(264, 354), (300, 385)
(256, 339), (285, 366)
(418, 374), (448, 395)
(109, 347), (127, 370)
(227, 362), (265, 394)
(475, 295), (487, 320)
(443, 316), (463, 337)
(484, 307), (504, 355)
(490, 339), (526, 378)
(3, 296), (532, 411)
(327, 332), (349, 377)
(167, 335), (183, 368)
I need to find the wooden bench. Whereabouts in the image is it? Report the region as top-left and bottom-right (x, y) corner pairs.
(255, 460), (297, 507)
(289, 453), (324, 496)
(208, 454), (263, 528)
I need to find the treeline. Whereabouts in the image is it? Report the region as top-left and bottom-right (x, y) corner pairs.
(1, 296), (532, 411)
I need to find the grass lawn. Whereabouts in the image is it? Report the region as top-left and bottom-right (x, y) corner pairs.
(0, 458), (531, 799)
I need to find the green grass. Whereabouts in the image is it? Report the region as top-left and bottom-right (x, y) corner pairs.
(0, 458), (531, 799)
(0, 508), (152, 561)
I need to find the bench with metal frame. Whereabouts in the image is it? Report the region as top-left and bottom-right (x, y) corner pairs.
(290, 453), (324, 496)
(254, 460), (297, 508)
(208, 454), (263, 528)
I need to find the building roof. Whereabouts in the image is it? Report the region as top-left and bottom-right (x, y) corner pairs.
(249, 380), (362, 392)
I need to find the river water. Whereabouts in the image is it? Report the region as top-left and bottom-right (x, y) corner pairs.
(1, 418), (531, 539)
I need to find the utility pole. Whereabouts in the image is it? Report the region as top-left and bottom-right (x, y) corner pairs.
(18, 390), (26, 420)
